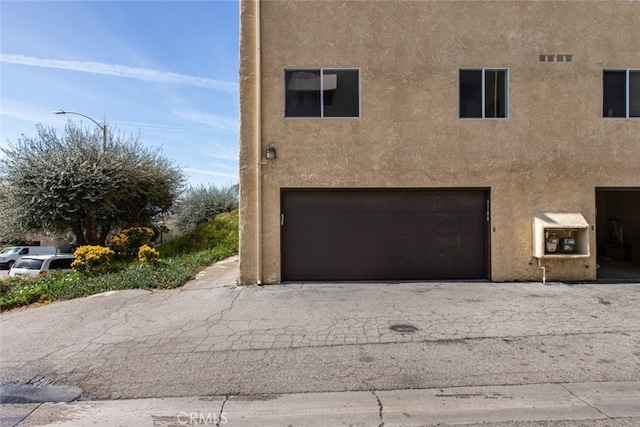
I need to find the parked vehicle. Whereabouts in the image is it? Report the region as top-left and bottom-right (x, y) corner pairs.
(0, 246), (57, 270)
(8, 254), (76, 277)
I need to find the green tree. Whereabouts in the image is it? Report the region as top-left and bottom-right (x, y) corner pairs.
(171, 184), (238, 235)
(0, 122), (185, 246)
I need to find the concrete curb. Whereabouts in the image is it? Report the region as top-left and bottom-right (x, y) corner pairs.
(4, 381), (639, 427)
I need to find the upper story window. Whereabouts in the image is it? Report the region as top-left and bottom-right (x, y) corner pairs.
(285, 68), (360, 118)
(603, 69), (640, 118)
(459, 69), (508, 119)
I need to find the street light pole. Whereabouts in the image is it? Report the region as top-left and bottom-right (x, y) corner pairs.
(53, 110), (107, 150)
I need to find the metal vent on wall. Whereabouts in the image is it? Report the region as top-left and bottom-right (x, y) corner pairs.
(539, 54), (573, 63)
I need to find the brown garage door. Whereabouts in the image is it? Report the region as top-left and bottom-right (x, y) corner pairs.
(281, 189), (489, 281)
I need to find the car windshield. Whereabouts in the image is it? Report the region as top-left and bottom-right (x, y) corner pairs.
(13, 259), (44, 270)
(0, 248), (19, 254)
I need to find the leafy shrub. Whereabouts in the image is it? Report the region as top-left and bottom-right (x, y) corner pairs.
(110, 227), (154, 259)
(72, 245), (115, 274)
(158, 210), (238, 257)
(138, 244), (161, 264)
(0, 277), (46, 310)
(0, 272), (81, 311)
(171, 184), (238, 235)
(1, 210), (239, 311)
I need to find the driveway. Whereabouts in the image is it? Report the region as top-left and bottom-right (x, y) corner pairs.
(1, 256), (639, 402)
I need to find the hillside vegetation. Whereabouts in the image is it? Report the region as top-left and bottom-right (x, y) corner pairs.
(0, 210), (239, 311)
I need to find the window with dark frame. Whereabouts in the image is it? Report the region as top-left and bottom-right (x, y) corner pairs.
(603, 69), (640, 118)
(459, 69), (508, 119)
(285, 69), (360, 118)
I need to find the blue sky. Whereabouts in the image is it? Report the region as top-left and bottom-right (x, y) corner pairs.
(0, 0), (239, 187)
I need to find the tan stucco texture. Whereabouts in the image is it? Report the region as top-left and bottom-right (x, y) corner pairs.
(240, 0), (640, 284)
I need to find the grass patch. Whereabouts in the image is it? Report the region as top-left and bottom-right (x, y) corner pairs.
(0, 210), (238, 312)
(157, 210), (238, 257)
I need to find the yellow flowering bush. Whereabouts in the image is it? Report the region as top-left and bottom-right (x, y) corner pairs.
(71, 245), (114, 274)
(109, 233), (128, 253)
(110, 227), (155, 259)
(138, 244), (161, 264)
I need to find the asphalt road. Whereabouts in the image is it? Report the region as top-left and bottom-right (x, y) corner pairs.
(1, 256), (639, 426)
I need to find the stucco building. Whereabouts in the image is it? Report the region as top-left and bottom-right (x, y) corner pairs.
(239, 0), (640, 284)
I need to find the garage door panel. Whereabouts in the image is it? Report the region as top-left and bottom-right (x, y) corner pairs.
(282, 190), (488, 281)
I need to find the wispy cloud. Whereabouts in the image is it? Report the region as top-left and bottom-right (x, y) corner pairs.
(183, 167), (238, 179)
(0, 99), (63, 127)
(207, 161), (237, 171)
(0, 54), (238, 94)
(116, 120), (226, 135)
(175, 110), (238, 133)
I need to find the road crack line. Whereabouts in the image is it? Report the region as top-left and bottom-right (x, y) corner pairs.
(561, 384), (612, 419)
(373, 390), (385, 427)
(217, 395), (229, 427)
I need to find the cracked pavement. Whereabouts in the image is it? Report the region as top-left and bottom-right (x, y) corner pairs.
(1, 256), (639, 404)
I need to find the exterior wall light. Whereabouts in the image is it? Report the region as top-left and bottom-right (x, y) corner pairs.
(265, 146), (277, 160)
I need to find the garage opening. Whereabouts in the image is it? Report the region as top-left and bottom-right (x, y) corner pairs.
(596, 188), (640, 280)
(281, 189), (489, 281)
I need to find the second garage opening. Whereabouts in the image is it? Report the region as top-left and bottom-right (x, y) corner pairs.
(281, 189), (490, 281)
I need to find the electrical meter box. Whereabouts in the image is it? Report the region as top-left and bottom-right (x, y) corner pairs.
(533, 212), (589, 259)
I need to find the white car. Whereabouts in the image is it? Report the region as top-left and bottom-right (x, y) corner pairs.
(8, 254), (75, 277)
(0, 246), (57, 270)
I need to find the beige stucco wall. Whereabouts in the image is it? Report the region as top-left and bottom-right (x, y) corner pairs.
(238, 0), (259, 283)
(240, 0), (640, 284)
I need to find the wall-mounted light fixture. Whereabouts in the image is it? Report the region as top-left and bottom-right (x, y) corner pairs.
(265, 146), (277, 160)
